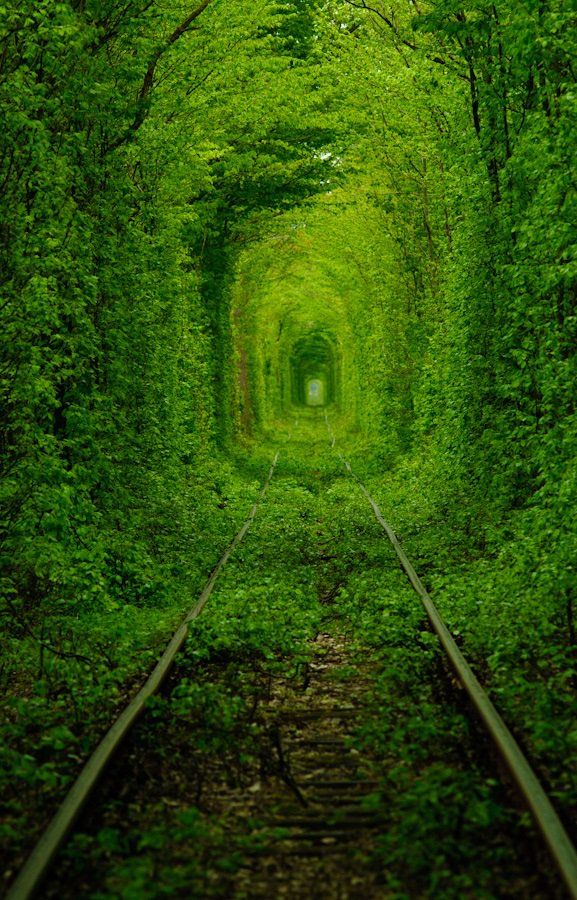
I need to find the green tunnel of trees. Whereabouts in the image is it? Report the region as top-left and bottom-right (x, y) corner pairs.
(2, 0), (577, 659)
(3, 0), (577, 883)
(3, 0), (577, 697)
(290, 331), (339, 408)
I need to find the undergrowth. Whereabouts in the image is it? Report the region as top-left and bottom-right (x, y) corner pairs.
(2, 423), (568, 897)
(0, 453), (263, 889)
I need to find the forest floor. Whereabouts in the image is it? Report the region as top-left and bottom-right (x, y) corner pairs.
(1, 418), (569, 898)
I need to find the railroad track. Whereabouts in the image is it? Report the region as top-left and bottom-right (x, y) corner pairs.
(232, 630), (385, 898)
(6, 428), (577, 898)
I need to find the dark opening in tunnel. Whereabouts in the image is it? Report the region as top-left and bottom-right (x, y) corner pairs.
(289, 331), (340, 408)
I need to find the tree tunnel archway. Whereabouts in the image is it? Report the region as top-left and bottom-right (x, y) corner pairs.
(230, 202), (389, 435)
(289, 330), (340, 409)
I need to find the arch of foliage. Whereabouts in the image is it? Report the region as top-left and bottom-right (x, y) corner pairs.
(2, 0), (577, 669)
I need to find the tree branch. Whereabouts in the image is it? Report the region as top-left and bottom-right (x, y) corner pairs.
(138, 0), (213, 104)
(343, 0), (469, 79)
(344, 0), (418, 50)
(109, 0), (214, 152)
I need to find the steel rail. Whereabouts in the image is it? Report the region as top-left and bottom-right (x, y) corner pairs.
(7, 452), (280, 900)
(339, 453), (577, 900)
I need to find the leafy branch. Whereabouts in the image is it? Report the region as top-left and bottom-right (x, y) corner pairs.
(109, 0), (214, 151)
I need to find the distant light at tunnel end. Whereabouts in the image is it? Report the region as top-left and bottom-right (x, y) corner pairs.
(306, 378), (325, 407)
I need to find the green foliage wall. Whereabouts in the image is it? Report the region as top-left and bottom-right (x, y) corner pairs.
(0, 0), (338, 618)
(309, 0), (577, 643)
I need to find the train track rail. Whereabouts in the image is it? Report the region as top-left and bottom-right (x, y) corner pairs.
(7, 425), (577, 898)
(325, 418), (577, 899)
(6, 453), (279, 900)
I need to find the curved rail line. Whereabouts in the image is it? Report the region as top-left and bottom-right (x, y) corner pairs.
(7, 452), (280, 900)
(335, 446), (577, 899)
